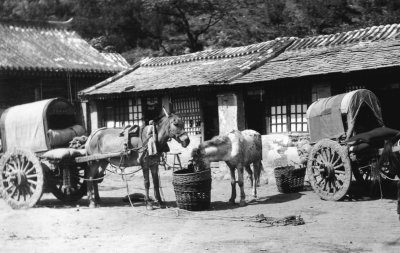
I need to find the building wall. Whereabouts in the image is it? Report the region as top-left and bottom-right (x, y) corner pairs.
(217, 92), (246, 134)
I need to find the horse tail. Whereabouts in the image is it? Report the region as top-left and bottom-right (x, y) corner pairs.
(377, 132), (400, 179)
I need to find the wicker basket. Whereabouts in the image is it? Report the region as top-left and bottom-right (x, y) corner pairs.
(173, 168), (211, 211)
(274, 166), (306, 193)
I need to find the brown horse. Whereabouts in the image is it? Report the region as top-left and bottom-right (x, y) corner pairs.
(191, 129), (263, 206)
(84, 109), (190, 209)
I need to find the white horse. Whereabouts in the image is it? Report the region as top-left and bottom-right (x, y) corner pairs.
(191, 129), (264, 206)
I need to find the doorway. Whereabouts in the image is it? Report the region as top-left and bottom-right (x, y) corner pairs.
(245, 92), (265, 134)
(202, 95), (219, 141)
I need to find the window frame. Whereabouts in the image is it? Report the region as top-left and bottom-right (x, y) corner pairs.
(267, 87), (310, 134)
(101, 98), (144, 128)
(171, 96), (202, 135)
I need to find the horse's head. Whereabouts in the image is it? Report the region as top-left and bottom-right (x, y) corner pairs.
(190, 146), (209, 171)
(160, 109), (190, 148)
(190, 135), (232, 169)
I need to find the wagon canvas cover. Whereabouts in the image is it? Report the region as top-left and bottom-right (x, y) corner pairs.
(306, 89), (384, 143)
(0, 99), (54, 152)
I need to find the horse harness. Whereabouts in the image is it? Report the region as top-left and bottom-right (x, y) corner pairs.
(119, 122), (158, 159)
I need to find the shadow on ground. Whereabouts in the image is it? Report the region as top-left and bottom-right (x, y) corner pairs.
(37, 194), (179, 209)
(209, 192), (305, 211)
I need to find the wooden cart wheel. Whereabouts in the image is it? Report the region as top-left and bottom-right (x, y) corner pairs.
(307, 139), (352, 201)
(47, 163), (87, 203)
(0, 149), (44, 209)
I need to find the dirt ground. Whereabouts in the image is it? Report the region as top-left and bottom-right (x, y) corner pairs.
(1, 167), (400, 253)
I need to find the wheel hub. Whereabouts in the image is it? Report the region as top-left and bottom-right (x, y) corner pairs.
(321, 164), (335, 179)
(9, 169), (27, 186)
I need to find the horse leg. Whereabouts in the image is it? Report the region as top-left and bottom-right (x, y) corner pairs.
(227, 163), (236, 205)
(150, 159), (165, 209)
(237, 165), (246, 206)
(142, 161), (153, 210)
(245, 165), (253, 188)
(87, 163), (97, 208)
(93, 161), (107, 206)
(93, 182), (100, 204)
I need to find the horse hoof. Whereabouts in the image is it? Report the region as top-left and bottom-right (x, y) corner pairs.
(146, 203), (154, 211)
(89, 203), (96, 209)
(157, 202), (166, 209)
(228, 199), (235, 205)
(239, 201), (246, 207)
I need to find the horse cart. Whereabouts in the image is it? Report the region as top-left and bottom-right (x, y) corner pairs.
(0, 98), (88, 209)
(305, 89), (400, 200)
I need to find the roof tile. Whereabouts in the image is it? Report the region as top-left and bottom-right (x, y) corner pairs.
(0, 22), (130, 73)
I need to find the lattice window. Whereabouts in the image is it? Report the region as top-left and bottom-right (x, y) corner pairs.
(102, 98), (144, 128)
(290, 103), (308, 132)
(270, 104), (287, 133)
(268, 91), (310, 133)
(172, 97), (201, 135)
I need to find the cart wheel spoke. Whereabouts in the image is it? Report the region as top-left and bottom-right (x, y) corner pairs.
(27, 179), (38, 185)
(335, 169), (345, 175)
(21, 186), (27, 201)
(9, 186), (17, 197)
(26, 174), (38, 179)
(22, 158), (30, 172)
(331, 155), (341, 167)
(320, 150), (328, 164)
(4, 184), (13, 192)
(334, 164), (344, 169)
(331, 180), (337, 193)
(25, 164), (36, 175)
(16, 189), (21, 201)
(326, 148), (332, 163)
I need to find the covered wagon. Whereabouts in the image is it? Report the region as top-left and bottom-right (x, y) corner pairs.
(0, 98), (87, 208)
(306, 89), (399, 200)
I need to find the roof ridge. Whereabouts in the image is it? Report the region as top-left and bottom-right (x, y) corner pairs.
(140, 37), (295, 67)
(287, 23), (400, 51)
(0, 18), (73, 31)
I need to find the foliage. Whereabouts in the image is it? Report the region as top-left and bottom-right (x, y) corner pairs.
(2, 0), (400, 63)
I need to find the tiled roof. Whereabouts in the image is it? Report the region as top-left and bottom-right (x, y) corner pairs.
(233, 24), (400, 84)
(82, 23), (400, 97)
(80, 38), (294, 97)
(0, 22), (129, 74)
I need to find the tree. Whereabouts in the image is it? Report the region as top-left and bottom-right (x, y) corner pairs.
(143, 0), (235, 54)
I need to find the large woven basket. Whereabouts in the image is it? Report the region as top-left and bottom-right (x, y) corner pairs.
(172, 168), (211, 211)
(274, 166), (306, 193)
